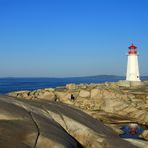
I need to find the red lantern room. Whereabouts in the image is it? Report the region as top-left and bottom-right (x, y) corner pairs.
(128, 44), (137, 55)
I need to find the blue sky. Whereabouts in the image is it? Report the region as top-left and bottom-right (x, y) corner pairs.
(0, 0), (148, 77)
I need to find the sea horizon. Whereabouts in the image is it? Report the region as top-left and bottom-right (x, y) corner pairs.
(0, 74), (148, 78)
(0, 75), (148, 94)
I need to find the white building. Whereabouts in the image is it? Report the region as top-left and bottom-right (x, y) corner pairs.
(126, 44), (141, 81)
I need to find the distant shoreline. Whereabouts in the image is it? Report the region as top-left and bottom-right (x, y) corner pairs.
(0, 75), (148, 79)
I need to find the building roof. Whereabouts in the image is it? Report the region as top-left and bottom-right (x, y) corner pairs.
(128, 44), (137, 49)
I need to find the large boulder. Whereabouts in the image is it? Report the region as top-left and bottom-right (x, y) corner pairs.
(91, 89), (100, 98)
(8, 91), (30, 98)
(66, 84), (78, 90)
(37, 91), (55, 101)
(79, 90), (90, 98)
(0, 95), (82, 148)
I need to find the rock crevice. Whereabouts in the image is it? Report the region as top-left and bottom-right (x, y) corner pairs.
(28, 112), (40, 148)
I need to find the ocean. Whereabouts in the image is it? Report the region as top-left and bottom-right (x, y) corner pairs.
(0, 76), (148, 94)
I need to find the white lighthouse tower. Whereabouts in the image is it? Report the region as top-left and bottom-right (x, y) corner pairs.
(126, 44), (141, 81)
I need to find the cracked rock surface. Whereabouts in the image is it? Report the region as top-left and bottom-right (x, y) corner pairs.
(0, 95), (139, 148)
(0, 95), (82, 148)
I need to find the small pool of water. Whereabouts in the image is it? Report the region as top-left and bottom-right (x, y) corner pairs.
(119, 124), (147, 140)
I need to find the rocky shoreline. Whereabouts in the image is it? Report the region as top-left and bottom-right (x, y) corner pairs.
(3, 81), (148, 147)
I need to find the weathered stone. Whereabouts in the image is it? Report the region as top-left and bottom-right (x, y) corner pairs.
(7, 81), (148, 147)
(55, 91), (66, 100)
(66, 84), (78, 90)
(141, 130), (148, 140)
(117, 80), (131, 87)
(0, 95), (82, 148)
(91, 89), (100, 98)
(0, 95), (139, 148)
(37, 91), (55, 101)
(75, 98), (96, 110)
(79, 90), (90, 98)
(124, 139), (148, 148)
(44, 88), (55, 91)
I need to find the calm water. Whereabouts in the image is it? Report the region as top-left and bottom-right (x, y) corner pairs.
(0, 76), (148, 94)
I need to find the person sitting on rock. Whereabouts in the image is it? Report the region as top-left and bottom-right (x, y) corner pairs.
(70, 94), (75, 101)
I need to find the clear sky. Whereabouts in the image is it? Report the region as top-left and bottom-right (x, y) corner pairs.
(0, 0), (148, 77)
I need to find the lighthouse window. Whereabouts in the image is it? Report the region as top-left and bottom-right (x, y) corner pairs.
(137, 76), (139, 78)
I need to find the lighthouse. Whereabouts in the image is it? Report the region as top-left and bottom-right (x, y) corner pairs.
(126, 44), (141, 81)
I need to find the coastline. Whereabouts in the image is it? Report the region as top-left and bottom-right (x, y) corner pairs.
(0, 81), (148, 147)
(8, 81), (148, 136)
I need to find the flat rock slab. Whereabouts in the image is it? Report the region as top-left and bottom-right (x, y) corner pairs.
(0, 100), (37, 148)
(0, 95), (81, 148)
